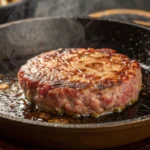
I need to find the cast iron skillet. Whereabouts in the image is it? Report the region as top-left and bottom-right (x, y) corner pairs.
(0, 17), (149, 149)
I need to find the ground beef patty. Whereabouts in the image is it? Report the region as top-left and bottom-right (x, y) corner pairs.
(18, 48), (142, 117)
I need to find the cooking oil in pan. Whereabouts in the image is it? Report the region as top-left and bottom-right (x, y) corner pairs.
(0, 67), (148, 124)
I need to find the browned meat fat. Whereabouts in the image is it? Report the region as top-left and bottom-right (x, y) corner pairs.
(18, 48), (142, 117)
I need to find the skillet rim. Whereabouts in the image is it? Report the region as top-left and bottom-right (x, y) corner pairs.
(0, 16), (150, 30)
(0, 16), (149, 129)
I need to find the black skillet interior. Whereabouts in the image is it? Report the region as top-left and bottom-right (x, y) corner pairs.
(0, 18), (149, 124)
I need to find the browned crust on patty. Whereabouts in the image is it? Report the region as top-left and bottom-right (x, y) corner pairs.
(18, 48), (140, 91)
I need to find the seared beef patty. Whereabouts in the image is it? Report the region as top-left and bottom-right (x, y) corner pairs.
(18, 48), (142, 116)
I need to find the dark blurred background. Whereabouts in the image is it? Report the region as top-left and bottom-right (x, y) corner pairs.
(33, 0), (150, 17)
(1, 0), (150, 25)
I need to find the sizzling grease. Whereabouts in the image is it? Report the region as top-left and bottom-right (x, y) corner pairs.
(0, 70), (148, 124)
